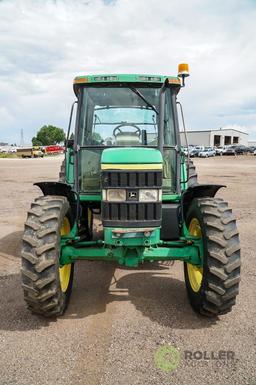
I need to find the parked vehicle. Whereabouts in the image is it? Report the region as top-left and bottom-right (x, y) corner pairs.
(198, 147), (216, 157)
(215, 147), (224, 156)
(221, 145), (231, 155)
(235, 145), (249, 155)
(254, 149), (256, 156)
(8, 148), (17, 153)
(191, 146), (203, 157)
(16, 146), (44, 158)
(190, 148), (199, 157)
(223, 145), (248, 156)
(183, 145), (194, 157)
(44, 145), (64, 155)
(32, 146), (44, 158)
(195, 145), (204, 152)
(189, 146), (204, 157)
(223, 145), (237, 156)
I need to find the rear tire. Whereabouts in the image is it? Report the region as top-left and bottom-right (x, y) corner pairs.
(21, 195), (74, 317)
(184, 197), (241, 317)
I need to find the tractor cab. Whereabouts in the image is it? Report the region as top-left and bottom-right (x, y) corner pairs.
(72, 75), (181, 195)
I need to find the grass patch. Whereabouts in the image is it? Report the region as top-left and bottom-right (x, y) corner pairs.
(0, 153), (18, 158)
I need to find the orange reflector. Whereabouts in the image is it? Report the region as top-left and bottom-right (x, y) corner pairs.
(168, 77), (181, 85)
(178, 63), (189, 77)
(73, 77), (89, 84)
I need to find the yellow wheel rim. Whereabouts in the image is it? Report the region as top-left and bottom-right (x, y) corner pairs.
(187, 218), (203, 292)
(59, 217), (72, 293)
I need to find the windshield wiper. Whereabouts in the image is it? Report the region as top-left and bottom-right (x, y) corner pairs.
(129, 87), (159, 115)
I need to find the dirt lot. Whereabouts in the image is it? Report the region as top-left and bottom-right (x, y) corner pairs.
(0, 155), (255, 385)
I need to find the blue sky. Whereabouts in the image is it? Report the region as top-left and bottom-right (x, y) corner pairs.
(0, 0), (256, 144)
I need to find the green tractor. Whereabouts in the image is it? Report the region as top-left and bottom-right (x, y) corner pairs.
(21, 65), (241, 317)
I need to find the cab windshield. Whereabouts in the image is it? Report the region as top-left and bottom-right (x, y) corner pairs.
(77, 85), (177, 194)
(78, 86), (175, 146)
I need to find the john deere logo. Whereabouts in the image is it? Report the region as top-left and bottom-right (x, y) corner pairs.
(154, 345), (180, 373)
(128, 191), (137, 200)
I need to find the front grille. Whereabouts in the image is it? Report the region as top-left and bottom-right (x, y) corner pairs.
(103, 202), (161, 222)
(102, 170), (162, 227)
(102, 170), (162, 188)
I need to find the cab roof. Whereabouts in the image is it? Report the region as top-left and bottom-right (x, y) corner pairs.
(73, 74), (181, 96)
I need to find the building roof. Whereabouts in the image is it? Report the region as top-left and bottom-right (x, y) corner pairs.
(181, 129), (248, 135)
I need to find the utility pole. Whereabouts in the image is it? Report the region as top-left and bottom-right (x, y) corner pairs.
(20, 129), (24, 147)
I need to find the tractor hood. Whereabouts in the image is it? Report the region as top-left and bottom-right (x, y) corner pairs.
(101, 147), (163, 169)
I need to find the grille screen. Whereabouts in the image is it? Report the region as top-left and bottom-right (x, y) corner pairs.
(102, 170), (162, 227)
(102, 170), (162, 188)
(103, 202), (161, 222)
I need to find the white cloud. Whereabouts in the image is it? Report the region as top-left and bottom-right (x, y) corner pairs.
(0, 0), (256, 143)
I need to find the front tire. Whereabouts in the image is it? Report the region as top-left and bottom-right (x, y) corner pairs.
(21, 195), (74, 317)
(184, 197), (241, 317)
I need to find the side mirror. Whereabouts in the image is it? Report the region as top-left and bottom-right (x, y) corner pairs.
(65, 139), (74, 149)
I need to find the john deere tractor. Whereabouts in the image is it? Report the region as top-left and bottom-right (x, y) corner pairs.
(21, 65), (241, 317)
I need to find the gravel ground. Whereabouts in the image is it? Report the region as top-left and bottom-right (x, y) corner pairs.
(0, 155), (255, 385)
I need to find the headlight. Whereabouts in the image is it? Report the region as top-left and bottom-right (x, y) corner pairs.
(106, 189), (126, 201)
(139, 189), (160, 202)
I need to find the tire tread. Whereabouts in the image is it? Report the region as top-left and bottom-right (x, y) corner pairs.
(21, 195), (73, 317)
(184, 197), (241, 317)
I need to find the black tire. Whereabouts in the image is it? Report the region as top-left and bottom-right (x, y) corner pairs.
(59, 159), (65, 182)
(187, 160), (198, 187)
(21, 195), (74, 317)
(184, 197), (241, 317)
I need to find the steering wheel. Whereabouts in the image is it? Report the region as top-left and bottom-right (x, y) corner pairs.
(113, 123), (141, 137)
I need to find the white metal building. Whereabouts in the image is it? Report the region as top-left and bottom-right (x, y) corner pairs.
(180, 128), (248, 147)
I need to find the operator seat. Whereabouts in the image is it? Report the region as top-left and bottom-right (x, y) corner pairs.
(114, 132), (140, 146)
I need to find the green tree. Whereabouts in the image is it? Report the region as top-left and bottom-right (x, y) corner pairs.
(32, 125), (66, 146)
(32, 137), (42, 146)
(92, 132), (103, 143)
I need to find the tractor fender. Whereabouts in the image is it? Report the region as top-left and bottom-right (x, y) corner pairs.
(34, 182), (77, 206)
(181, 184), (226, 220)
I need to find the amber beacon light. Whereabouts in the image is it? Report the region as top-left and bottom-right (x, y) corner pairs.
(178, 63), (190, 86)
